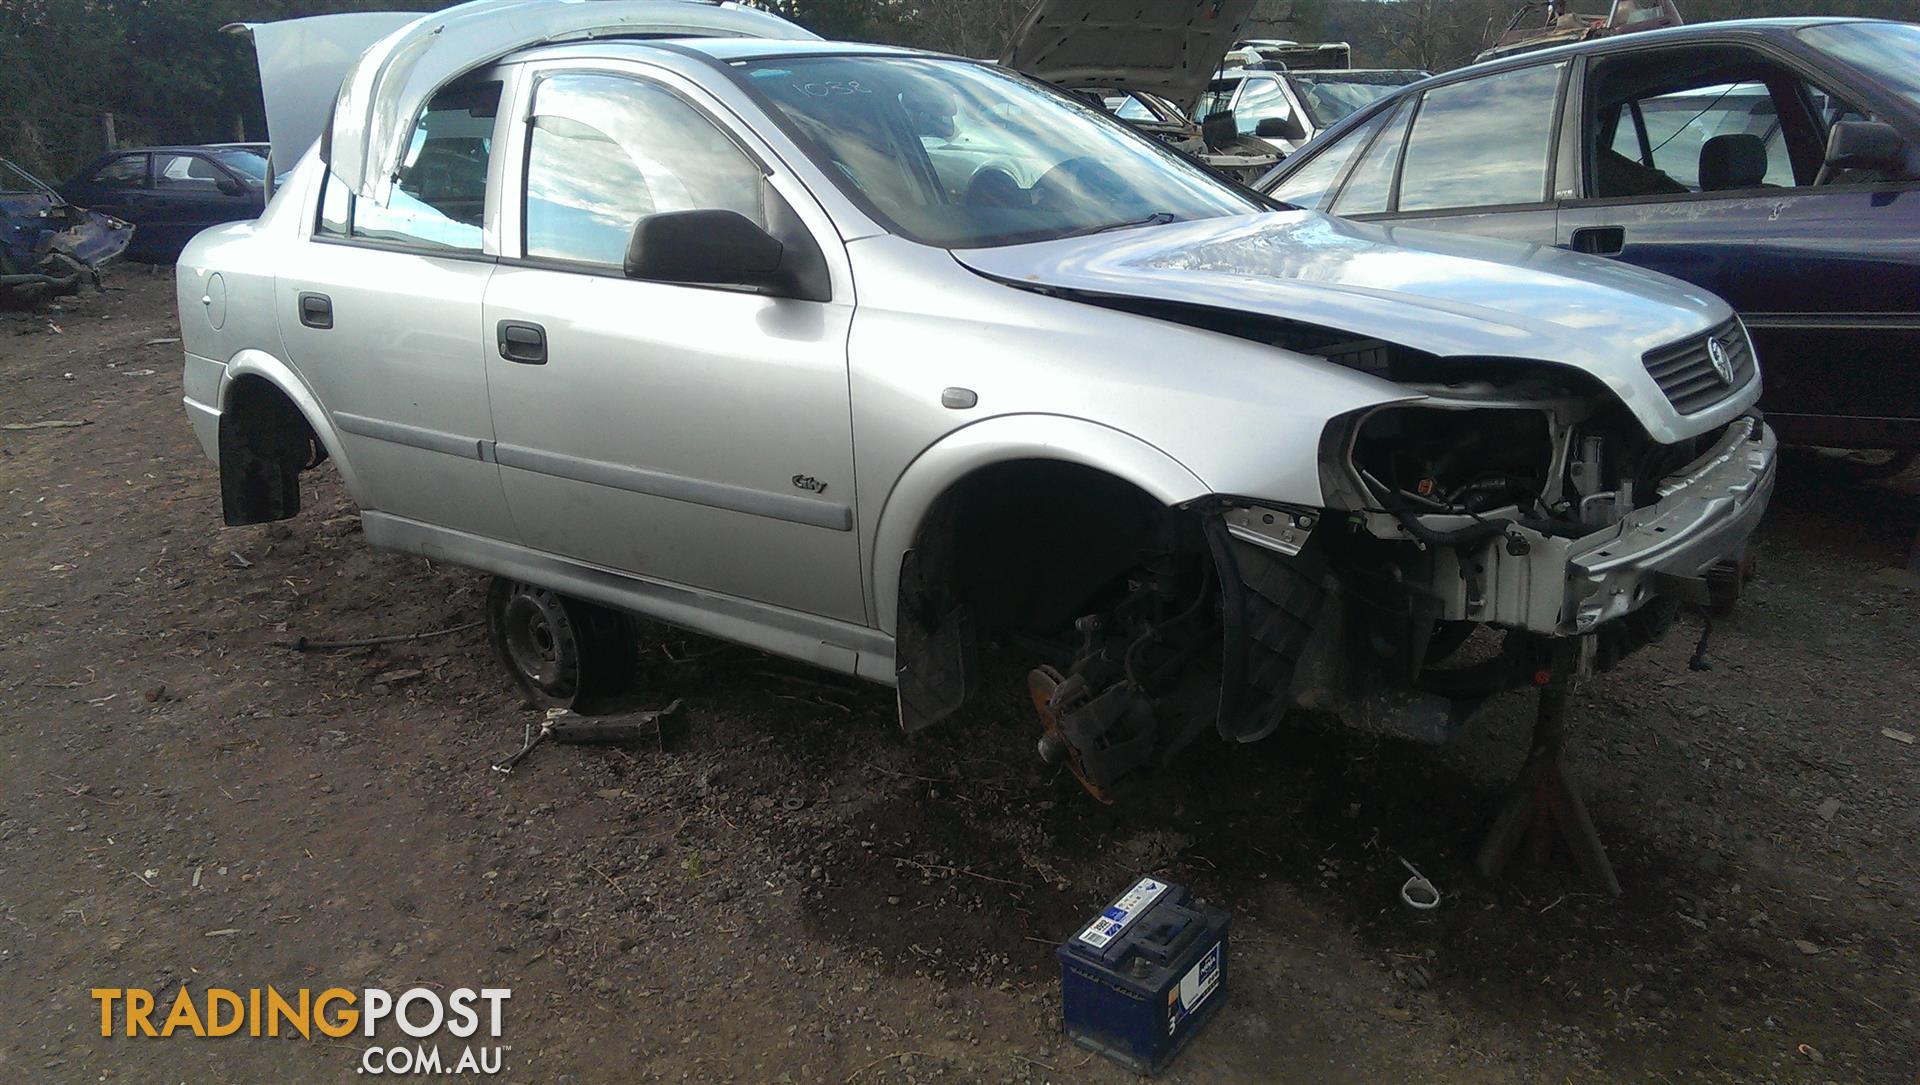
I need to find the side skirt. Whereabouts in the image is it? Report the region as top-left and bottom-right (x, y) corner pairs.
(360, 511), (896, 685)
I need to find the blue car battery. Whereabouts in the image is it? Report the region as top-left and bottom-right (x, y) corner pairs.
(1057, 877), (1229, 1076)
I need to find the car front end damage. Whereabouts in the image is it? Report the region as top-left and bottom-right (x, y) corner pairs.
(1029, 329), (1776, 800)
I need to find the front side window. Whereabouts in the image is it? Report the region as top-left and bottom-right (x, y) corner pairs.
(89, 155), (147, 188)
(1604, 84), (1792, 193)
(1398, 63), (1566, 213)
(739, 56), (1263, 249)
(1234, 77), (1296, 136)
(154, 153), (228, 192)
(317, 82), (500, 251)
(523, 72), (766, 268)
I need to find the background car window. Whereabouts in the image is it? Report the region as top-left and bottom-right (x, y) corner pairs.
(1398, 63), (1565, 213)
(1267, 109), (1388, 210)
(154, 153), (225, 192)
(347, 81), (500, 251)
(1332, 100), (1413, 216)
(1616, 84), (1791, 191)
(89, 155), (146, 188)
(1234, 77), (1296, 136)
(524, 72), (766, 268)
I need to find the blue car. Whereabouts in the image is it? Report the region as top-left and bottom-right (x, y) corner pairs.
(60, 146), (271, 264)
(1258, 18), (1920, 453)
(0, 156), (133, 305)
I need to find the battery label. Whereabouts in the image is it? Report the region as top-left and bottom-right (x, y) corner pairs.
(1076, 877), (1169, 949)
(1167, 942), (1222, 1034)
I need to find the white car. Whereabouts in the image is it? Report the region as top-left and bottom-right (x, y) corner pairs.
(179, 0), (1774, 797)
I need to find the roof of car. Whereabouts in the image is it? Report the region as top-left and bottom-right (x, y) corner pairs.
(94, 145), (263, 156)
(514, 35), (937, 66)
(1452, 16), (1882, 78)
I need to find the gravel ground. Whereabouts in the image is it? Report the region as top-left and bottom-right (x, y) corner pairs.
(1, 271), (1916, 1084)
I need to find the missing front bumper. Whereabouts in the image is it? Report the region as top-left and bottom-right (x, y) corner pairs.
(1424, 416), (1777, 635)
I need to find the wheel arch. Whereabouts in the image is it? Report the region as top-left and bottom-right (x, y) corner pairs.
(220, 348), (364, 500)
(869, 414), (1210, 636)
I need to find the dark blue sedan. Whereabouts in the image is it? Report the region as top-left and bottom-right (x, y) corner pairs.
(60, 146), (270, 264)
(1259, 18), (1920, 453)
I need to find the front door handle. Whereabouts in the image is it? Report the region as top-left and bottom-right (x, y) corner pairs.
(1569, 226), (1626, 256)
(298, 291), (333, 330)
(497, 321), (547, 365)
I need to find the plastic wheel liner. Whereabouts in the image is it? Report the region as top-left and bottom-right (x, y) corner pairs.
(321, 0), (818, 206)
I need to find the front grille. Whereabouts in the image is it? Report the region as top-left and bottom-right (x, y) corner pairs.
(1642, 317), (1756, 415)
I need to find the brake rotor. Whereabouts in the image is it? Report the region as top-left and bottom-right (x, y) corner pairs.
(1029, 665), (1114, 805)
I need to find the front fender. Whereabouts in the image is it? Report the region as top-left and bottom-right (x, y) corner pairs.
(220, 348), (366, 502)
(869, 413), (1210, 635)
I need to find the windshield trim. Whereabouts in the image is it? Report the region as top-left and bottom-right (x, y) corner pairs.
(724, 53), (1271, 251)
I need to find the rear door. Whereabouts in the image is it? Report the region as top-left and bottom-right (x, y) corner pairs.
(480, 63), (864, 623)
(276, 79), (514, 541)
(1559, 43), (1920, 443)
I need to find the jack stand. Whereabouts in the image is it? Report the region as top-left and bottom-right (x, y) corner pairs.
(1474, 640), (1623, 897)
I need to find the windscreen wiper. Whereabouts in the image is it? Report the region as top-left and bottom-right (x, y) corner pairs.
(1059, 211), (1177, 239)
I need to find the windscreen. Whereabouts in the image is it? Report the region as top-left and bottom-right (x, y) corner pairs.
(738, 56), (1262, 249)
(1799, 22), (1920, 112)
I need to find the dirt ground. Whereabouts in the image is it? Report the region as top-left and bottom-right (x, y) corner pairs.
(1, 271), (1916, 1084)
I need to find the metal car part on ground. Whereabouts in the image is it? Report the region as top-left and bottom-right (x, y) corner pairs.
(178, 0), (1774, 818)
(0, 158), (132, 305)
(1260, 17), (1920, 453)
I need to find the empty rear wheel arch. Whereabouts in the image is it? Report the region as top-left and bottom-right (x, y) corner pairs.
(218, 375), (328, 525)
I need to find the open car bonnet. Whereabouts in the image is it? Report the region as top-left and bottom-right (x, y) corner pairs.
(1001, 0), (1256, 113)
(954, 212), (1742, 444)
(240, 0), (817, 203)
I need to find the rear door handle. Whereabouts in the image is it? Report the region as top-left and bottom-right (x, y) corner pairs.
(1569, 226), (1626, 256)
(298, 292), (333, 330)
(497, 321), (547, 365)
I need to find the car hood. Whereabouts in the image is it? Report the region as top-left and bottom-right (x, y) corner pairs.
(1001, 0), (1256, 112)
(954, 212), (1744, 443)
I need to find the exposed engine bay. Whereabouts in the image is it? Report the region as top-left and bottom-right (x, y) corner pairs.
(1015, 359), (1772, 802)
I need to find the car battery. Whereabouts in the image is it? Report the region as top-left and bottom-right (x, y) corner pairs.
(1057, 877), (1229, 1075)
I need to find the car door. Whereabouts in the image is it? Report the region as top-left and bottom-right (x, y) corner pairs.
(275, 78), (515, 541)
(147, 152), (254, 259)
(1558, 42), (1920, 442)
(482, 64), (864, 624)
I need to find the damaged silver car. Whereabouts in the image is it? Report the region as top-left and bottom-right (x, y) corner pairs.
(179, 0), (1775, 805)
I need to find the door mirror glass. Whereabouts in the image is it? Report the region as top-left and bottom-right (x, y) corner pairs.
(1824, 120), (1906, 175)
(624, 209), (784, 289)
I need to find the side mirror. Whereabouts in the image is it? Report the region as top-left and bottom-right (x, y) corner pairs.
(1255, 114), (1307, 142)
(216, 175), (247, 197)
(625, 209), (786, 291)
(1823, 120), (1906, 175)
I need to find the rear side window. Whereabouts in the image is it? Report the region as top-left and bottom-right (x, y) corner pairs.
(1398, 63), (1565, 213)
(1267, 109), (1387, 211)
(89, 155), (147, 187)
(1332, 100), (1414, 216)
(522, 72), (766, 268)
(316, 81), (501, 252)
